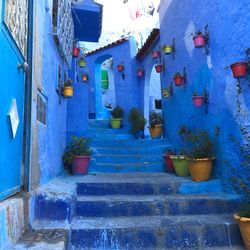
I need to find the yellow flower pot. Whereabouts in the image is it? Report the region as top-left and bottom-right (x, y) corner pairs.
(78, 59), (86, 67)
(164, 45), (172, 54)
(234, 213), (250, 250)
(63, 86), (74, 98)
(149, 125), (163, 139)
(110, 118), (122, 129)
(188, 157), (214, 181)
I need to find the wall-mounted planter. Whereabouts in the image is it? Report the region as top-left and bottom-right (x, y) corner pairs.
(230, 62), (247, 78)
(155, 64), (163, 73)
(152, 51), (159, 59)
(193, 34), (205, 48)
(72, 47), (80, 57)
(192, 95), (204, 107)
(78, 58), (86, 67)
(137, 68), (144, 77)
(173, 74), (184, 86)
(164, 45), (172, 54)
(63, 86), (74, 98)
(82, 74), (88, 82)
(117, 64), (124, 72)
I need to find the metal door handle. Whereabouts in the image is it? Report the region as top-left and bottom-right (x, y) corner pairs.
(18, 62), (29, 73)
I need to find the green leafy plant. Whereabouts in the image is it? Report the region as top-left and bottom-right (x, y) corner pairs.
(149, 111), (163, 127)
(174, 72), (182, 78)
(62, 136), (92, 169)
(111, 106), (124, 118)
(128, 108), (146, 134)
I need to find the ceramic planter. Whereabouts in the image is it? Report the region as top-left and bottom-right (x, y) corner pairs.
(117, 65), (124, 72)
(170, 155), (189, 176)
(173, 76), (184, 86)
(152, 51), (159, 58)
(188, 157), (214, 181)
(163, 153), (175, 173)
(110, 118), (122, 129)
(72, 156), (90, 175)
(63, 86), (74, 98)
(192, 96), (204, 107)
(78, 59), (86, 67)
(162, 88), (171, 98)
(193, 35), (205, 48)
(155, 64), (163, 73)
(72, 47), (80, 57)
(164, 45), (172, 54)
(230, 62), (247, 78)
(149, 125), (163, 139)
(137, 69), (144, 77)
(234, 213), (250, 249)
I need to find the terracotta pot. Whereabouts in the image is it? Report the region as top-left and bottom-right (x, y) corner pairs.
(117, 65), (124, 72)
(72, 47), (80, 57)
(164, 45), (172, 54)
(163, 154), (175, 173)
(72, 156), (90, 175)
(110, 118), (122, 129)
(152, 51), (159, 58)
(137, 69), (144, 77)
(230, 62), (247, 78)
(174, 76), (184, 86)
(82, 75), (88, 81)
(155, 64), (163, 73)
(170, 155), (189, 176)
(188, 157), (214, 181)
(193, 35), (205, 48)
(234, 213), (250, 250)
(63, 86), (74, 98)
(149, 125), (163, 139)
(192, 96), (204, 107)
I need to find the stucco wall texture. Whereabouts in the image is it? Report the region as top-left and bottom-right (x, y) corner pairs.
(158, 0), (250, 190)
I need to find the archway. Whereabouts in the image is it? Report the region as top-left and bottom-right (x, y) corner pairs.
(144, 66), (162, 136)
(94, 55), (116, 120)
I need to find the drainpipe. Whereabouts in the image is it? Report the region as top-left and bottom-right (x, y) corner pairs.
(22, 0), (34, 191)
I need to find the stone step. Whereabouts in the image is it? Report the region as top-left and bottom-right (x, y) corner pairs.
(88, 120), (111, 129)
(88, 128), (131, 134)
(93, 144), (167, 155)
(93, 154), (164, 164)
(75, 194), (238, 217)
(69, 214), (243, 249)
(76, 178), (222, 196)
(90, 162), (166, 173)
(89, 134), (135, 140)
(90, 138), (169, 147)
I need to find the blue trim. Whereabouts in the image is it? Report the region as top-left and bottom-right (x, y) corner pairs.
(0, 186), (20, 202)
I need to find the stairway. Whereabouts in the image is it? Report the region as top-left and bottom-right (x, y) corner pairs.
(15, 120), (244, 249)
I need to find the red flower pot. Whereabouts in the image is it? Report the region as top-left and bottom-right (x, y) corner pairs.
(137, 69), (144, 77)
(72, 47), (80, 57)
(230, 62), (247, 78)
(155, 64), (163, 73)
(174, 76), (184, 86)
(163, 154), (175, 173)
(192, 96), (204, 107)
(193, 35), (205, 48)
(117, 64), (124, 72)
(152, 51), (159, 58)
(72, 156), (90, 175)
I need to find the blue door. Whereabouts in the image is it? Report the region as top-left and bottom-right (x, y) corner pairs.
(0, 0), (28, 201)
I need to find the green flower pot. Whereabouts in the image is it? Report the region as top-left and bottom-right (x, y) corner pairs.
(170, 155), (189, 176)
(110, 118), (122, 129)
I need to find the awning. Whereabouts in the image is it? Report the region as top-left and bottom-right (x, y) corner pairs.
(72, 0), (103, 42)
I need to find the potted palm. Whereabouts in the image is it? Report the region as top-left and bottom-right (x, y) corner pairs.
(62, 136), (92, 175)
(128, 108), (146, 139)
(110, 106), (124, 129)
(63, 78), (74, 98)
(148, 111), (163, 139)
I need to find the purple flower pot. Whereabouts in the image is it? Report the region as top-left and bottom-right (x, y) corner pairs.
(72, 156), (90, 175)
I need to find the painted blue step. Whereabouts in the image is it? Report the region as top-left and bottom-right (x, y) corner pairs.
(70, 214), (243, 249)
(89, 134), (135, 140)
(89, 162), (166, 173)
(93, 154), (164, 164)
(88, 128), (131, 135)
(75, 194), (239, 217)
(88, 120), (111, 129)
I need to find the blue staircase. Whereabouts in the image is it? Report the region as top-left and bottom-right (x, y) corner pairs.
(18, 120), (244, 249)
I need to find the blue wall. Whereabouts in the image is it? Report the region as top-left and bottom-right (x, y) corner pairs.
(157, 0), (250, 191)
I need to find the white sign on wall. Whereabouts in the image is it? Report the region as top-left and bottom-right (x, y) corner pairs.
(7, 99), (20, 139)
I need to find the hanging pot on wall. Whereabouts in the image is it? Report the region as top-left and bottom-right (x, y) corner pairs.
(117, 64), (124, 72)
(192, 95), (204, 107)
(78, 58), (86, 67)
(230, 62), (247, 78)
(137, 68), (144, 77)
(164, 45), (172, 54)
(82, 74), (88, 82)
(155, 64), (163, 73)
(193, 33), (205, 48)
(72, 47), (80, 57)
(152, 51), (159, 58)
(63, 86), (74, 98)
(173, 73), (184, 86)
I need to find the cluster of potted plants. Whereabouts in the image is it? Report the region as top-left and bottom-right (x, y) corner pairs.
(148, 111), (163, 139)
(128, 108), (146, 139)
(63, 78), (74, 98)
(110, 106), (124, 129)
(62, 136), (92, 175)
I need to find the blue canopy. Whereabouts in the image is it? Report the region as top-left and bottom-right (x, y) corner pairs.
(72, 0), (103, 42)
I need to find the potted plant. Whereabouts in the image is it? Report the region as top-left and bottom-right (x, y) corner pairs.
(62, 136), (92, 175)
(72, 46), (80, 57)
(82, 74), (88, 82)
(164, 45), (172, 54)
(110, 106), (124, 129)
(152, 51), (159, 58)
(192, 92), (204, 107)
(163, 150), (175, 173)
(184, 129), (215, 181)
(137, 68), (144, 77)
(173, 72), (184, 86)
(78, 57), (86, 67)
(230, 62), (247, 78)
(170, 151), (190, 177)
(63, 78), (74, 98)
(148, 111), (163, 139)
(128, 108), (146, 139)
(193, 31), (205, 48)
(117, 64), (124, 72)
(155, 64), (163, 73)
